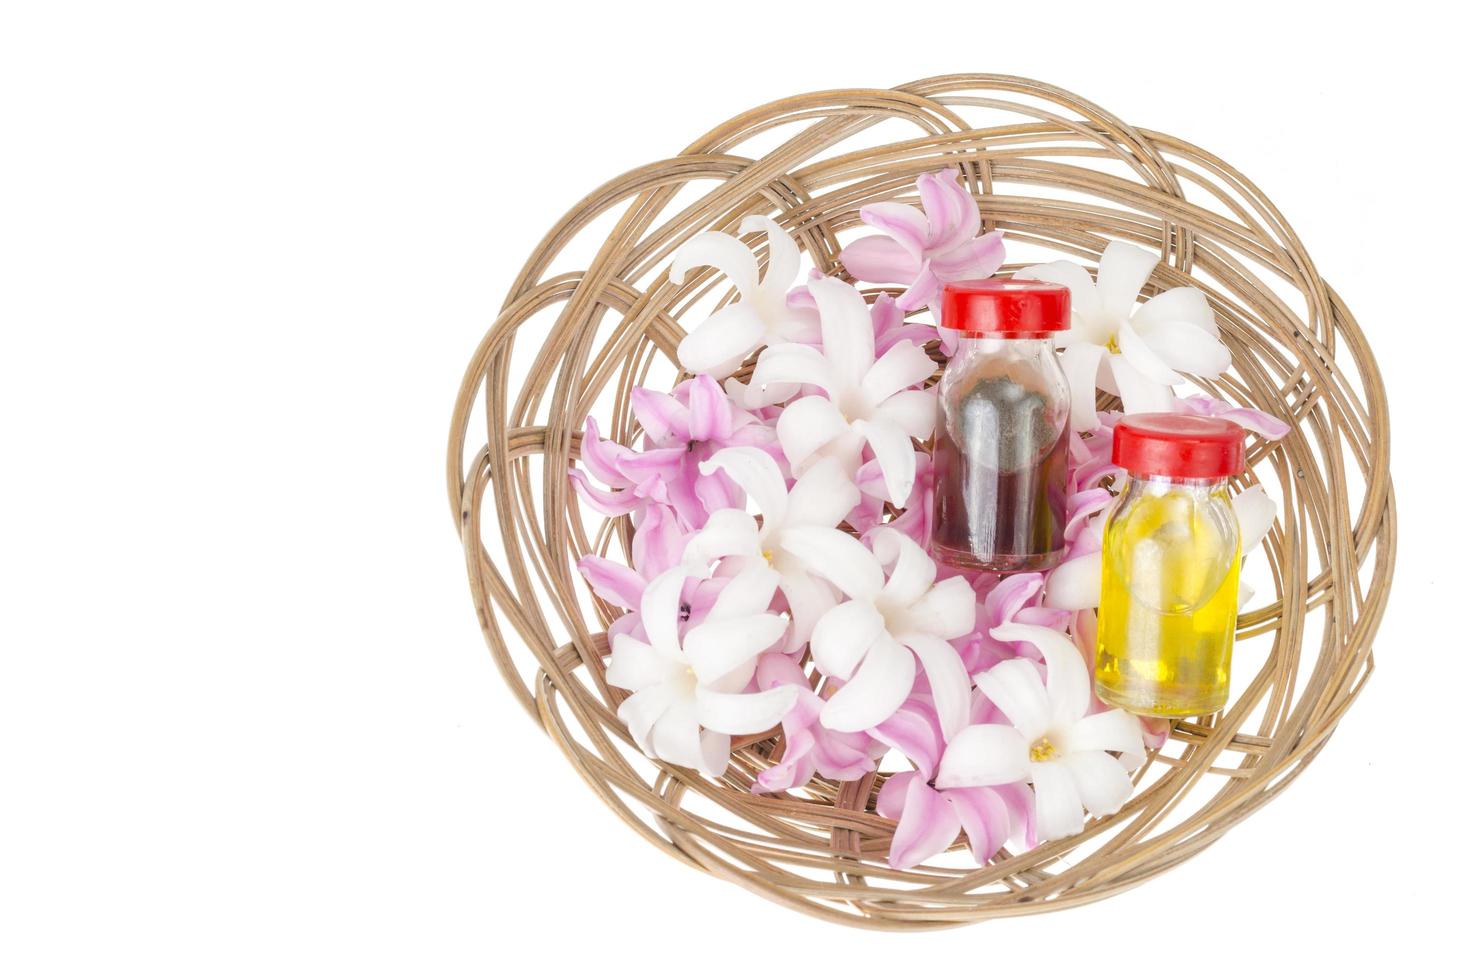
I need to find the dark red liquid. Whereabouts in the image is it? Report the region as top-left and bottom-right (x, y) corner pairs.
(930, 373), (1068, 572)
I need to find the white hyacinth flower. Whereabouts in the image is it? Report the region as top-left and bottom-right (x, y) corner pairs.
(609, 566), (798, 777)
(749, 276), (937, 507)
(1016, 242), (1232, 431)
(669, 216), (818, 379)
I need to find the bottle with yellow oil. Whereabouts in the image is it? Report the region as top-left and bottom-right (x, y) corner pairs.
(1096, 414), (1245, 718)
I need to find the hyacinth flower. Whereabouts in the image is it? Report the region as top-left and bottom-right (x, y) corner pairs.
(608, 566), (797, 777)
(839, 167), (1006, 351)
(1175, 393), (1291, 440)
(749, 277), (936, 507)
(937, 624), (1145, 842)
(568, 374), (776, 533)
(957, 573), (1072, 676)
(749, 653), (885, 794)
(682, 446), (861, 652)
(669, 215), (819, 379)
(579, 503), (686, 613)
(872, 695), (1034, 869)
(799, 529), (977, 738)
(1015, 243), (1232, 430)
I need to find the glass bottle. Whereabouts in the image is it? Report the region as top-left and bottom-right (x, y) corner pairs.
(1095, 414), (1245, 718)
(929, 280), (1071, 572)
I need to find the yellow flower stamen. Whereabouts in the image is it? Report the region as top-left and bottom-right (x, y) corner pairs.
(1029, 736), (1059, 763)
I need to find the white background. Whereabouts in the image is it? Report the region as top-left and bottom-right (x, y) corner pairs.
(2, 2), (1473, 976)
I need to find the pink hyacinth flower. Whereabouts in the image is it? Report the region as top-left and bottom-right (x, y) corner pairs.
(876, 770), (1034, 869)
(1174, 393), (1292, 440)
(871, 690), (1034, 869)
(839, 168), (1006, 354)
(750, 653), (885, 793)
(957, 572), (1072, 676)
(569, 374), (777, 533)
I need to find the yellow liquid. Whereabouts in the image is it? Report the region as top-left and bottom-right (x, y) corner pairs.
(1095, 489), (1240, 718)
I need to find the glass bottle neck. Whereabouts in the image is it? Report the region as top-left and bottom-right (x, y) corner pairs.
(953, 334), (1057, 356)
(1125, 474), (1231, 495)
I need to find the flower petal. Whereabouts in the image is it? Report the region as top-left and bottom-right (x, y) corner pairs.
(930, 231), (1006, 281)
(1059, 342), (1108, 433)
(861, 340), (936, 409)
(1116, 314), (1185, 386)
(856, 416), (917, 508)
(775, 395), (851, 472)
(629, 386), (690, 447)
(677, 302), (768, 377)
(818, 634), (917, 733)
(777, 568), (837, 652)
(975, 658), (1051, 739)
(1065, 707), (1145, 766)
(782, 525), (884, 601)
(900, 577), (977, 640)
(1106, 353), (1175, 417)
(686, 613), (785, 685)
(899, 631), (972, 739)
(858, 202), (928, 264)
(650, 700), (706, 771)
(639, 568), (687, 661)
(808, 276), (877, 388)
(681, 508), (760, 570)
(870, 698), (945, 778)
(872, 388), (936, 441)
(990, 623), (1090, 728)
(632, 504), (686, 579)
(1095, 242), (1159, 317)
(694, 684), (797, 736)
(700, 446), (789, 527)
(1137, 319), (1232, 377)
(887, 775), (961, 869)
(1234, 485), (1277, 556)
(1028, 760), (1085, 841)
(1062, 750), (1134, 818)
(669, 230), (760, 295)
(875, 770), (919, 820)
(1043, 550), (1102, 611)
(617, 683), (675, 753)
(840, 234), (924, 285)
(936, 724), (1030, 788)
(684, 373), (730, 442)
(942, 786), (1011, 864)
(1176, 394), (1291, 440)
(918, 168), (979, 253)
(811, 598), (886, 679)
(608, 633), (671, 691)
(873, 530), (938, 609)
(699, 729), (732, 777)
(750, 342), (836, 395)
(579, 555), (647, 610)
(784, 455), (863, 531)
(578, 416), (633, 487)
(704, 566), (781, 622)
(1132, 285), (1217, 336)
(738, 215), (800, 299)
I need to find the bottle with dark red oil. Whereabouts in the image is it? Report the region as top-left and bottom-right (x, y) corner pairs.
(930, 280), (1072, 573)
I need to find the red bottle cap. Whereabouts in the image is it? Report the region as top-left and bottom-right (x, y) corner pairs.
(940, 279), (1071, 338)
(1112, 413), (1245, 480)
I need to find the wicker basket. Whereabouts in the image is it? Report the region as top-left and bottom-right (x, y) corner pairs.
(445, 75), (1395, 929)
